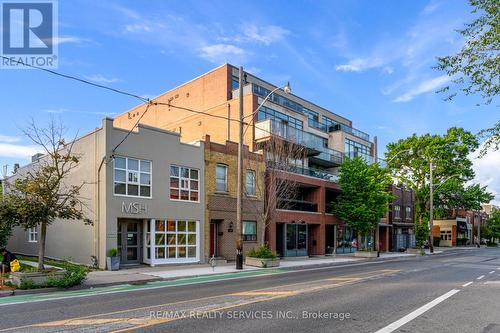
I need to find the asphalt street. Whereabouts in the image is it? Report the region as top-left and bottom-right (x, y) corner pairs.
(0, 247), (499, 333)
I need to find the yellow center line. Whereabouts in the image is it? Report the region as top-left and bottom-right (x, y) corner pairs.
(6, 269), (400, 332)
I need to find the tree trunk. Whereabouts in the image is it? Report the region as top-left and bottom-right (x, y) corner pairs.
(38, 222), (47, 271)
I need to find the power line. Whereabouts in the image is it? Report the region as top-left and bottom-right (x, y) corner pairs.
(0, 56), (149, 103)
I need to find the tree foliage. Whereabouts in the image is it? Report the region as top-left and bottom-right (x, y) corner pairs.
(435, 0), (499, 104)
(478, 120), (500, 157)
(334, 157), (393, 249)
(386, 127), (479, 223)
(482, 209), (500, 241)
(3, 120), (92, 270)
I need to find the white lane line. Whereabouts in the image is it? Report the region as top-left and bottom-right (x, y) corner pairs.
(462, 281), (473, 287)
(477, 275), (485, 280)
(373, 289), (460, 333)
(489, 271), (495, 274)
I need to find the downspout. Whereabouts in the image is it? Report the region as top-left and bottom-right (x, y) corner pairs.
(96, 155), (106, 267)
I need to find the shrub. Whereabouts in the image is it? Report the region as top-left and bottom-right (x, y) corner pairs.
(18, 261), (89, 289)
(247, 245), (277, 259)
(486, 241), (498, 247)
(107, 248), (118, 257)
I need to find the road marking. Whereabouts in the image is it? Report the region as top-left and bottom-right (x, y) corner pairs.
(477, 275), (485, 280)
(462, 281), (473, 287)
(231, 291), (295, 296)
(373, 289), (460, 333)
(489, 271), (495, 274)
(484, 281), (500, 284)
(2, 270), (399, 333)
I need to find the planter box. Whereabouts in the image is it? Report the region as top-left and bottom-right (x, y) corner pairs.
(407, 248), (424, 255)
(245, 257), (280, 268)
(354, 251), (378, 258)
(106, 256), (120, 271)
(10, 270), (66, 287)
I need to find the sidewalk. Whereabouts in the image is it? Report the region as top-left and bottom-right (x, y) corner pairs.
(84, 252), (415, 287)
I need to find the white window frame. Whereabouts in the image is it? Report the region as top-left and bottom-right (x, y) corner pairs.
(246, 170), (256, 196)
(216, 164), (228, 192)
(394, 205), (401, 219)
(405, 206), (412, 220)
(170, 165), (200, 202)
(28, 227), (38, 243)
(113, 156), (152, 198)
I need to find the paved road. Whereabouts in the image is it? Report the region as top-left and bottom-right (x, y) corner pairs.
(0, 248), (499, 332)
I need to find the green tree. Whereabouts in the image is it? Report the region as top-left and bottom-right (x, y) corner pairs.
(434, 180), (494, 214)
(4, 120), (92, 270)
(334, 157), (393, 251)
(436, 0), (499, 104)
(386, 127), (479, 225)
(483, 209), (500, 242)
(478, 120), (500, 157)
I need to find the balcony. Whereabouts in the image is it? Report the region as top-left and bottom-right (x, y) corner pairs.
(310, 147), (343, 167)
(344, 151), (374, 164)
(329, 123), (370, 142)
(255, 119), (343, 166)
(255, 119), (323, 156)
(268, 162), (339, 183)
(277, 198), (318, 212)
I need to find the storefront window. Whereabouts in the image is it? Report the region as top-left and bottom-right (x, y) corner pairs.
(154, 220), (198, 259)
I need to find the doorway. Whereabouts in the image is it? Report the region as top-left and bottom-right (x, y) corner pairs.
(209, 220), (222, 257)
(117, 219), (142, 265)
(285, 224), (308, 256)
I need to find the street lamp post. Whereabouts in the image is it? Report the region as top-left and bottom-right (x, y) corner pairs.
(236, 66), (291, 269)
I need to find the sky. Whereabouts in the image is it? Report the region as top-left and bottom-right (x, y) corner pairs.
(0, 0), (498, 204)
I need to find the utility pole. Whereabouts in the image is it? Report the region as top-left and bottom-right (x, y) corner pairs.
(1, 165), (7, 202)
(235, 66), (244, 270)
(429, 160), (434, 254)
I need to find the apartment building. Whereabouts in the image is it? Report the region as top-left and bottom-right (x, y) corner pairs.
(204, 136), (265, 261)
(114, 64), (377, 257)
(7, 118), (205, 269)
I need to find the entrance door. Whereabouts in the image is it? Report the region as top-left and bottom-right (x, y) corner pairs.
(118, 219), (142, 264)
(209, 222), (218, 257)
(285, 224), (308, 256)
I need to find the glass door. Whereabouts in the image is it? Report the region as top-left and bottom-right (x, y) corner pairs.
(118, 220), (142, 264)
(285, 224), (308, 257)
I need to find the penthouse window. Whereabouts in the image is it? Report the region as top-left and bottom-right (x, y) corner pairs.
(344, 138), (371, 162)
(257, 106), (303, 130)
(114, 156), (151, 197)
(170, 165), (199, 202)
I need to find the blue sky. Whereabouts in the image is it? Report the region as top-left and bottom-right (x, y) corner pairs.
(0, 0), (498, 202)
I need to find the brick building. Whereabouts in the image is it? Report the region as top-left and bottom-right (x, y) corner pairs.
(204, 136), (265, 261)
(114, 64), (377, 257)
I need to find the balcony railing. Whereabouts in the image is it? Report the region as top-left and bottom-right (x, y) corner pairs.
(344, 151), (374, 164)
(277, 198), (318, 212)
(268, 162), (339, 183)
(329, 123), (370, 142)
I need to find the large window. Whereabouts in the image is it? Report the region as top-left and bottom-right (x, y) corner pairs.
(344, 138), (372, 162)
(154, 220), (198, 259)
(28, 227), (38, 242)
(216, 164), (228, 192)
(257, 106), (303, 130)
(243, 221), (257, 241)
(114, 157), (151, 197)
(246, 170), (256, 196)
(170, 165), (199, 202)
(394, 205), (401, 219)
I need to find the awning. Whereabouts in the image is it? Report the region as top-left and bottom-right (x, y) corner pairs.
(457, 221), (468, 232)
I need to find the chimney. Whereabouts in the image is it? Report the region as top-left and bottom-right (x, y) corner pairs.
(13, 163), (20, 173)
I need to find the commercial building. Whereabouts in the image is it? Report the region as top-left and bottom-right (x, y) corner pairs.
(7, 119), (205, 268)
(114, 64), (376, 257)
(204, 135), (265, 261)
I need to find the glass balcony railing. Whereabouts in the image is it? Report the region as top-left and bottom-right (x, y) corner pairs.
(316, 147), (344, 165)
(344, 152), (374, 164)
(268, 161), (339, 183)
(329, 123), (370, 142)
(277, 198), (318, 212)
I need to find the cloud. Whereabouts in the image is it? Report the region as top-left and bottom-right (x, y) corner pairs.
(124, 23), (153, 33)
(471, 148), (500, 205)
(198, 44), (247, 64)
(84, 74), (121, 84)
(43, 35), (91, 46)
(0, 143), (39, 159)
(393, 75), (450, 102)
(0, 135), (21, 143)
(335, 57), (387, 72)
(240, 24), (289, 45)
